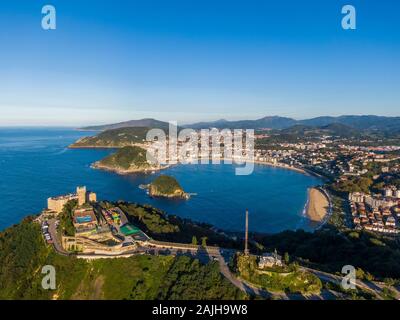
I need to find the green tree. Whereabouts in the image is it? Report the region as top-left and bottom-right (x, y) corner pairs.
(201, 237), (208, 247)
(284, 252), (290, 264)
(59, 200), (77, 236)
(192, 236), (198, 246)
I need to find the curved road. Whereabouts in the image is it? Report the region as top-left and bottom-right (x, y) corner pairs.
(47, 219), (399, 300)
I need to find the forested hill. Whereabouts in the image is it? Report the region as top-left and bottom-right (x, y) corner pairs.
(0, 217), (245, 300)
(70, 127), (150, 148)
(80, 118), (170, 131)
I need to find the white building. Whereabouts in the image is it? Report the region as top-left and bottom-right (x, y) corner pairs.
(258, 250), (283, 269)
(384, 188), (393, 197)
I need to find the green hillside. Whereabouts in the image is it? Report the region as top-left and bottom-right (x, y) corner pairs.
(95, 146), (151, 171)
(149, 175), (186, 198)
(70, 127), (151, 148)
(0, 217), (245, 300)
(80, 118), (170, 131)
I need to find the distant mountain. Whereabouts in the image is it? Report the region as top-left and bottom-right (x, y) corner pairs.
(80, 115), (400, 134)
(188, 115), (400, 132)
(298, 115), (400, 131)
(187, 116), (296, 130)
(80, 118), (170, 131)
(281, 123), (361, 137)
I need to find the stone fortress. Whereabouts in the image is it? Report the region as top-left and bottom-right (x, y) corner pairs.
(47, 186), (97, 213)
(44, 185), (150, 255)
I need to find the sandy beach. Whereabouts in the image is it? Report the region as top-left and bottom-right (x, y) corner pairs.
(306, 188), (330, 222)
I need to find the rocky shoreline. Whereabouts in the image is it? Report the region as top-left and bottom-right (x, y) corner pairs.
(149, 186), (190, 200)
(91, 161), (168, 175)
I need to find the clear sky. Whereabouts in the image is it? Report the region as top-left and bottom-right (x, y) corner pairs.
(0, 0), (399, 126)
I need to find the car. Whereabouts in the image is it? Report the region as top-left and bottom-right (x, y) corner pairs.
(122, 242), (134, 247)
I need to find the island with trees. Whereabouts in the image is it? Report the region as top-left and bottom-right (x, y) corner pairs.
(92, 146), (163, 174)
(144, 175), (189, 199)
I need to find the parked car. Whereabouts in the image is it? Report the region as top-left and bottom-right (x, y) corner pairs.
(122, 242), (134, 247)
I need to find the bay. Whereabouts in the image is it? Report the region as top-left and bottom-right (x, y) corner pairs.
(0, 128), (322, 233)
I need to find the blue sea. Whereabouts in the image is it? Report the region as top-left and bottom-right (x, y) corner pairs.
(0, 128), (322, 234)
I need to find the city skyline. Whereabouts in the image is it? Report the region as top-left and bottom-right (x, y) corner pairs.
(1, 0), (399, 126)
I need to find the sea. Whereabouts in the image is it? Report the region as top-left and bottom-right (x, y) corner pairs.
(0, 128), (323, 234)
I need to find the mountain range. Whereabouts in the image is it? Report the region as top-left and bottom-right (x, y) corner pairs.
(81, 115), (400, 133)
(81, 118), (170, 131)
(187, 115), (400, 132)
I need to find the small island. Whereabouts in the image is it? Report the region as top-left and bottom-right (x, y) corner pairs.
(145, 175), (189, 200)
(92, 146), (164, 174)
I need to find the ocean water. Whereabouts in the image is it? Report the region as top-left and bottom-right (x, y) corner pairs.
(0, 128), (322, 234)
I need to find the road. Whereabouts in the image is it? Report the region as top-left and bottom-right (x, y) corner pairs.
(303, 267), (400, 300)
(48, 219), (69, 256)
(46, 220), (399, 300)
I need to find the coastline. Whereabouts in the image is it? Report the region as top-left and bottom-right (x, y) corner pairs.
(252, 160), (308, 175)
(305, 187), (330, 223)
(221, 157), (327, 180)
(69, 145), (118, 149)
(91, 162), (169, 175)
(70, 139), (327, 181)
(76, 144), (332, 228)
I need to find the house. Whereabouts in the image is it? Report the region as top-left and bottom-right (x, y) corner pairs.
(258, 250), (283, 269)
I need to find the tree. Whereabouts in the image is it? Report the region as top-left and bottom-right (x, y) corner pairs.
(201, 237), (207, 247)
(59, 200), (77, 236)
(284, 252), (290, 264)
(191, 236), (198, 246)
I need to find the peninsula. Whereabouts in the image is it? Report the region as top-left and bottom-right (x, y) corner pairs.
(69, 127), (150, 148)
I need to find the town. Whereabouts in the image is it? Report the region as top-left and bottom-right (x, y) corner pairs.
(145, 126), (400, 235)
(253, 131), (400, 235)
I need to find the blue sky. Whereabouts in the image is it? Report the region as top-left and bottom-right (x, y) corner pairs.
(0, 0), (399, 126)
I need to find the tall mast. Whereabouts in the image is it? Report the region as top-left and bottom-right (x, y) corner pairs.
(244, 209), (249, 255)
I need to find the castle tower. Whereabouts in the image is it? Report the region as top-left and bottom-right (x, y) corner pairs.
(77, 186), (87, 206)
(244, 209), (249, 256)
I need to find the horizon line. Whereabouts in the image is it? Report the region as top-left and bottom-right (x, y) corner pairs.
(1, 113), (400, 128)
